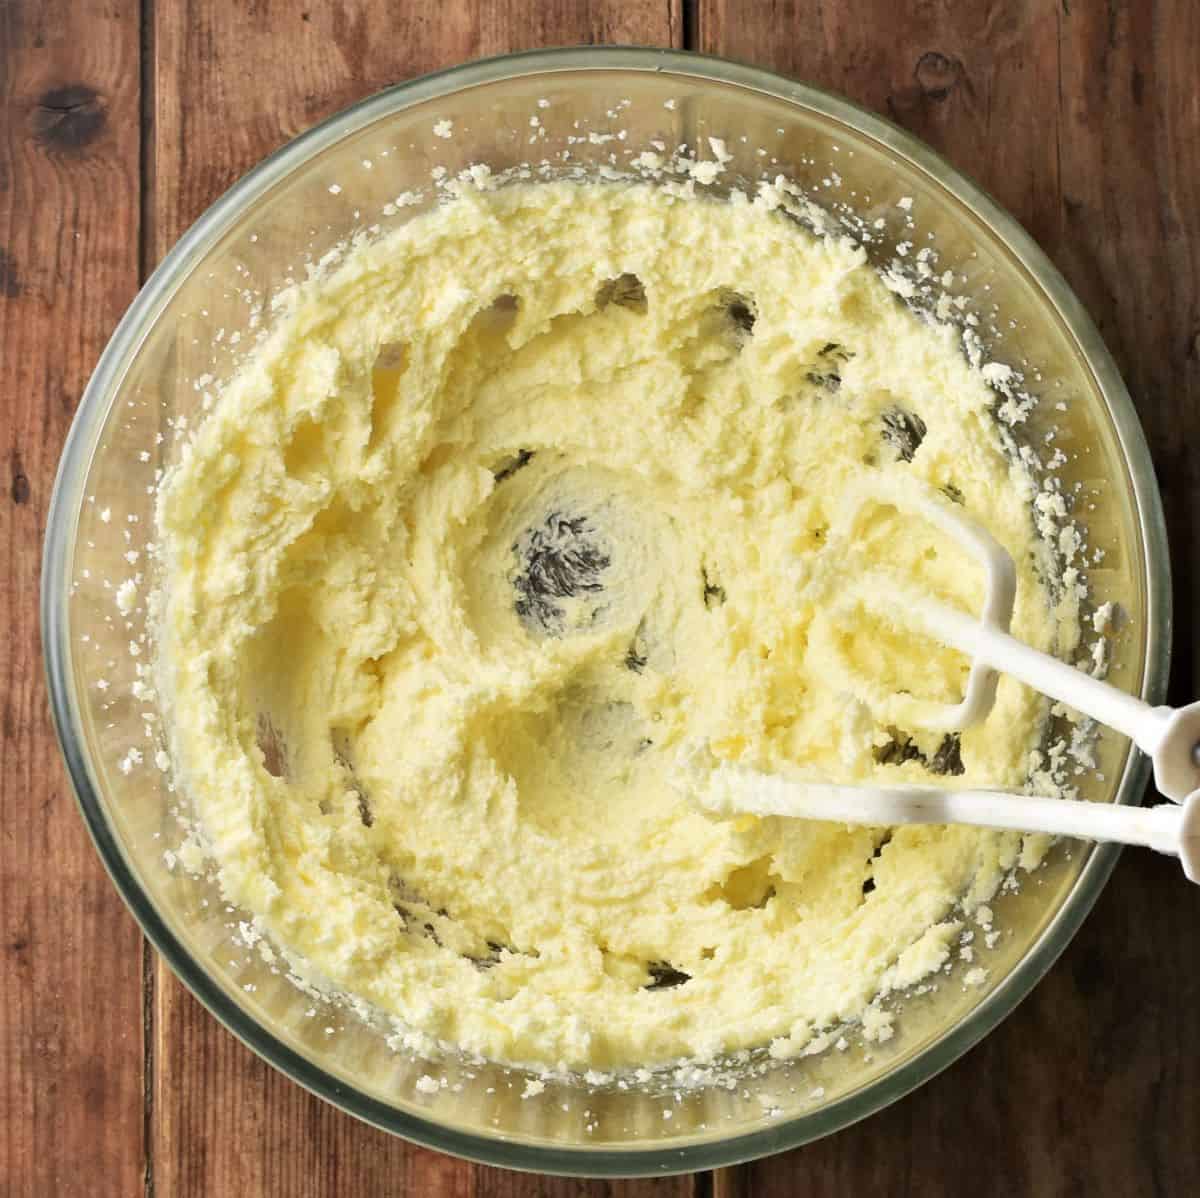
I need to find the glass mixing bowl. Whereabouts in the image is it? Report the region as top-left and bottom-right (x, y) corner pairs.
(44, 48), (1170, 1175)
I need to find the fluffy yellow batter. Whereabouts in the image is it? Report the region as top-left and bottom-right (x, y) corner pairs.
(158, 180), (1066, 1071)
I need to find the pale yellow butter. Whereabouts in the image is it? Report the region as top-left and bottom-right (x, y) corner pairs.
(157, 182), (1063, 1070)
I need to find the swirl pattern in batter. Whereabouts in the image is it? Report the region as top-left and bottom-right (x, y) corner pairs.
(157, 181), (1069, 1070)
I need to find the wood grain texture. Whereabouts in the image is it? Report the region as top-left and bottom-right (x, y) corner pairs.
(149, 0), (685, 250)
(154, 981), (696, 1198)
(146, 3), (689, 1195)
(0, 1), (146, 1195)
(702, 2), (1200, 1193)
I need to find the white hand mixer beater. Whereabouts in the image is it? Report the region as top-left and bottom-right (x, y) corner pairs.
(687, 475), (1200, 882)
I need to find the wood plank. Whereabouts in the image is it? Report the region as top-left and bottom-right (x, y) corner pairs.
(151, 0), (687, 241)
(701, 1), (1200, 1194)
(147, 2), (692, 1193)
(0, 1), (146, 1195)
(156, 981), (694, 1197)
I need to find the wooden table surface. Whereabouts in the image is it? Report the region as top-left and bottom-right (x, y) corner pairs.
(3, 2), (1199, 1194)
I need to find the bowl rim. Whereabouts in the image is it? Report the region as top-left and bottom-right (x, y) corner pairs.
(42, 45), (1171, 1177)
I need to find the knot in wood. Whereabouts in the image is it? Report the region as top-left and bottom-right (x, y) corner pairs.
(914, 51), (963, 101)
